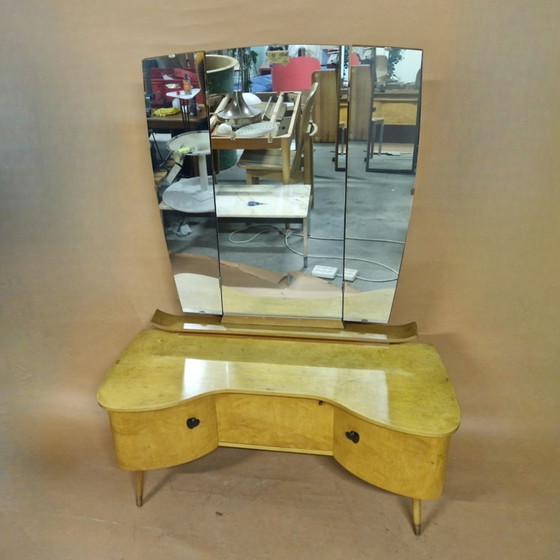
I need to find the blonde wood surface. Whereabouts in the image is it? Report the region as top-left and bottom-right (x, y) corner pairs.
(108, 396), (218, 470)
(135, 471), (143, 506)
(97, 327), (460, 531)
(412, 498), (422, 535)
(217, 442), (331, 455)
(332, 408), (450, 499)
(97, 330), (459, 437)
(216, 394), (334, 453)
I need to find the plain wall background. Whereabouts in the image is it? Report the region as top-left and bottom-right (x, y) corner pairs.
(1, 0), (558, 556)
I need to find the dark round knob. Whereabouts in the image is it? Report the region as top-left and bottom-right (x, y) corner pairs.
(186, 417), (200, 429)
(345, 430), (360, 444)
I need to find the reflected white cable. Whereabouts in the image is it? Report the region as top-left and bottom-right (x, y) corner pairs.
(222, 224), (400, 283)
(227, 224), (284, 244)
(284, 232), (399, 283)
(307, 234), (405, 246)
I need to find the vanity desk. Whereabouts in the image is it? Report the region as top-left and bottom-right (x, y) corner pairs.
(97, 311), (460, 535)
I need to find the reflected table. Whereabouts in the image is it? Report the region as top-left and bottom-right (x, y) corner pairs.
(160, 183), (311, 268)
(166, 89), (201, 126)
(147, 111), (207, 132)
(215, 182), (311, 267)
(162, 131), (214, 213)
(210, 91), (302, 183)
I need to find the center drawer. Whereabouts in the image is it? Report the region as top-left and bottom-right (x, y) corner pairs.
(216, 393), (334, 454)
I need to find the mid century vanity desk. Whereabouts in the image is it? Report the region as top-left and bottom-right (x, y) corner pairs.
(102, 44), (461, 536)
(97, 311), (460, 535)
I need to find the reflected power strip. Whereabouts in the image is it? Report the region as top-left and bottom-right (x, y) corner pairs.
(312, 265), (337, 280)
(311, 266), (358, 282)
(344, 268), (358, 282)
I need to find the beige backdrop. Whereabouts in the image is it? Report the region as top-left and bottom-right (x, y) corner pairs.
(1, 0), (558, 557)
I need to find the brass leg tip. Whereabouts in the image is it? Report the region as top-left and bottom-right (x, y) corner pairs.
(136, 496), (143, 507)
(413, 524), (421, 536)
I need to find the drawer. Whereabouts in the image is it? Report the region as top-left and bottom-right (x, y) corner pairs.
(109, 396), (218, 470)
(332, 408), (450, 499)
(216, 394), (334, 453)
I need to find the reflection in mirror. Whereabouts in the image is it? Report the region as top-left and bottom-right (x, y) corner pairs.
(206, 44), (345, 319)
(142, 51), (222, 314)
(141, 44), (421, 323)
(342, 46), (421, 322)
(365, 47), (423, 174)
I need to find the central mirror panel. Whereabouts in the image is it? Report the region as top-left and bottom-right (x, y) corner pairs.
(207, 45), (345, 319)
(142, 44), (421, 323)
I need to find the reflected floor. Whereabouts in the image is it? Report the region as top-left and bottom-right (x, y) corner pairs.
(162, 141), (414, 321)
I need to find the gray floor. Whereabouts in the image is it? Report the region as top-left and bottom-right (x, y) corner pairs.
(163, 141), (415, 294)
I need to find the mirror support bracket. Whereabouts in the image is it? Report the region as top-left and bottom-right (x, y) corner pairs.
(151, 309), (418, 344)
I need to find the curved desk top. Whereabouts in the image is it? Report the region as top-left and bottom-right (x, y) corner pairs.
(97, 329), (460, 438)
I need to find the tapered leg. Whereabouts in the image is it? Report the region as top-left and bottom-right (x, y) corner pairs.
(303, 218), (308, 268)
(281, 138), (291, 184)
(135, 471), (144, 507)
(412, 498), (421, 535)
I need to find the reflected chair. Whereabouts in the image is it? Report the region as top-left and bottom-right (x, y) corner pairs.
(366, 117), (385, 158)
(271, 56), (321, 92)
(237, 83), (319, 199)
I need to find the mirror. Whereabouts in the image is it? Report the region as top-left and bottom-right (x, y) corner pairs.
(365, 47), (422, 174)
(342, 46), (421, 322)
(141, 44), (422, 323)
(207, 45), (345, 319)
(143, 51), (223, 314)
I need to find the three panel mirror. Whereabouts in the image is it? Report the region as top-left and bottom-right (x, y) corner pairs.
(142, 44), (422, 323)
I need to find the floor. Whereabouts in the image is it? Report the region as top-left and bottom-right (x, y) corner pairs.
(2, 145), (557, 560)
(2, 403), (555, 560)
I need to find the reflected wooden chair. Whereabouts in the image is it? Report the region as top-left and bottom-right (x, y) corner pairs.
(237, 82), (319, 200)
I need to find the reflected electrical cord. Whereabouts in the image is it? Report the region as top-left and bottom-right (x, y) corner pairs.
(303, 234), (403, 282)
(308, 233), (405, 246)
(149, 130), (171, 169)
(286, 234), (399, 283)
(227, 224), (284, 243)
(227, 225), (401, 283)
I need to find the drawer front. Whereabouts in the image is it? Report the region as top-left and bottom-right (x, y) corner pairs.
(109, 396), (218, 470)
(216, 394), (334, 453)
(333, 408), (450, 500)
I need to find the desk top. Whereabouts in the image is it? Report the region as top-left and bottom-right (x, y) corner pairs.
(97, 329), (460, 438)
